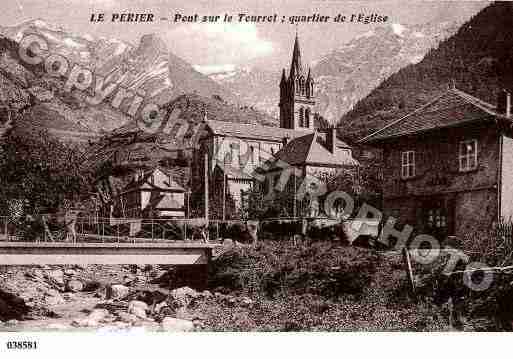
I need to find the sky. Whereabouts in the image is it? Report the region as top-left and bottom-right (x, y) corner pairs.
(3, 0), (489, 73)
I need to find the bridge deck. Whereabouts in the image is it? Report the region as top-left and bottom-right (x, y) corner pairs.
(0, 241), (220, 265)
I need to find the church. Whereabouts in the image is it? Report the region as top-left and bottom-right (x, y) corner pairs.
(191, 33), (358, 219)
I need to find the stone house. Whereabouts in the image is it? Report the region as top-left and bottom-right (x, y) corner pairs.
(115, 167), (186, 218)
(360, 87), (513, 240)
(259, 127), (358, 218)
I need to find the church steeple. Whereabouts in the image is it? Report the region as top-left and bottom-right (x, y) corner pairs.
(290, 31), (303, 78)
(279, 32), (315, 131)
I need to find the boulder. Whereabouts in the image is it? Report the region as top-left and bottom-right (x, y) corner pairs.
(63, 269), (77, 276)
(128, 300), (148, 318)
(116, 311), (139, 324)
(160, 317), (194, 332)
(169, 287), (200, 308)
(240, 297), (254, 307)
(105, 284), (129, 300)
(46, 269), (65, 287)
(45, 294), (64, 306)
(201, 290), (213, 299)
(88, 308), (109, 322)
(66, 280), (84, 293)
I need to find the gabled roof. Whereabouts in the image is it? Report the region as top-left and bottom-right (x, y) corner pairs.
(273, 132), (358, 167)
(123, 167), (185, 193)
(153, 194), (184, 210)
(204, 119), (311, 142)
(360, 88), (501, 143)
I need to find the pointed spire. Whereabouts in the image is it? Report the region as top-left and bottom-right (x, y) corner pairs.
(280, 68), (287, 84)
(306, 68), (312, 82)
(290, 31), (303, 78)
(202, 105), (208, 122)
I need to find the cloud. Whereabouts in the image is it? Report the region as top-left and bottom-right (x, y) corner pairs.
(166, 22), (273, 68)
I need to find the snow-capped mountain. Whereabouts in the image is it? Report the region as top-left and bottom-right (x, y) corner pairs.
(0, 19), (238, 137)
(209, 21), (462, 124)
(0, 19), (236, 107)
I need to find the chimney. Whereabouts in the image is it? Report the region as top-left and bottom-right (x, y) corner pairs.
(498, 89), (511, 118)
(326, 126), (336, 154)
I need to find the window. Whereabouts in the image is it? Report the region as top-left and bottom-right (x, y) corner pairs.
(305, 108), (310, 128)
(248, 145), (256, 164)
(229, 142), (239, 166)
(427, 208), (447, 229)
(299, 107), (304, 127)
(459, 139), (478, 171)
(401, 151), (415, 179)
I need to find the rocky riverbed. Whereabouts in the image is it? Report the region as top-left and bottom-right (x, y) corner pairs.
(0, 264), (246, 332)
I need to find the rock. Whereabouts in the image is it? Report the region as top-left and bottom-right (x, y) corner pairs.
(83, 280), (102, 292)
(222, 238), (235, 247)
(154, 301), (168, 313)
(240, 297), (254, 307)
(45, 294), (64, 306)
(72, 318), (97, 328)
(201, 290), (213, 299)
(225, 296), (237, 306)
(128, 300), (148, 318)
(66, 280), (84, 293)
(160, 317), (194, 332)
(45, 269), (64, 287)
(105, 284), (129, 300)
(63, 269), (77, 276)
(113, 321), (131, 330)
(88, 308), (109, 322)
(117, 311), (139, 324)
(169, 287), (200, 308)
(62, 293), (75, 300)
(45, 288), (60, 297)
(46, 323), (69, 330)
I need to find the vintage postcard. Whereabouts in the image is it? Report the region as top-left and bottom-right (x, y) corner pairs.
(0, 0), (511, 354)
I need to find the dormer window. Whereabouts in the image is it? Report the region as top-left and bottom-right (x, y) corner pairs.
(401, 151), (415, 179)
(459, 139), (478, 172)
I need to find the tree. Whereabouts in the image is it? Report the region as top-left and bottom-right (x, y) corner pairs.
(0, 128), (93, 215)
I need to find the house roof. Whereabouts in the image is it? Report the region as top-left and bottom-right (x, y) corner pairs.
(360, 88), (501, 143)
(273, 132), (358, 168)
(153, 194), (184, 210)
(204, 119), (312, 142)
(123, 167), (185, 193)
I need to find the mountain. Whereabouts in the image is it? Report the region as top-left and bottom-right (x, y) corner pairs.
(0, 20), (237, 106)
(0, 19), (262, 145)
(338, 2), (513, 141)
(209, 21), (470, 124)
(85, 93), (275, 178)
(209, 66), (280, 118)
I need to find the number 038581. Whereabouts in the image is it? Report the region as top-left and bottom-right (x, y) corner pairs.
(6, 341), (37, 350)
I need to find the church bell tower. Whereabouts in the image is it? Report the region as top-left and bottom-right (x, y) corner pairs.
(279, 32), (315, 131)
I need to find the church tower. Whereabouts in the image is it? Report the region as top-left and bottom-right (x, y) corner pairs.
(279, 32), (315, 131)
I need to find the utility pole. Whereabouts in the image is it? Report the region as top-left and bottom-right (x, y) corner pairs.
(293, 171), (297, 218)
(222, 172), (226, 221)
(204, 150), (209, 221)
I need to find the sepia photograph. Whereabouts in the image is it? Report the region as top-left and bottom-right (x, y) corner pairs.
(0, 0), (512, 351)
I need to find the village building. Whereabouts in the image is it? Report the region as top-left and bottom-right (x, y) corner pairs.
(114, 167), (186, 218)
(191, 33), (358, 218)
(360, 87), (513, 240)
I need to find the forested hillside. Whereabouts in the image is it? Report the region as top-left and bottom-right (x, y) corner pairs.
(339, 2), (513, 141)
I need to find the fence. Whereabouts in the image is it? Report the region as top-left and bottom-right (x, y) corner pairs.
(0, 215), (371, 244)
(0, 216), (259, 243)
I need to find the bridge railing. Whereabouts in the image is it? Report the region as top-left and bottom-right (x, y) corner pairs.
(0, 216), (256, 243)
